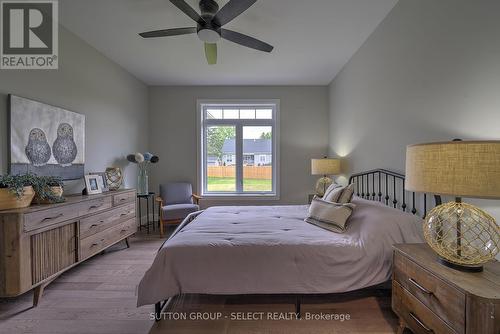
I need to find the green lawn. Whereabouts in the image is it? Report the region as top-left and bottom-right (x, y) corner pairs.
(207, 177), (272, 192)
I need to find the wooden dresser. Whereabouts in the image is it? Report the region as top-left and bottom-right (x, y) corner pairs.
(392, 244), (500, 334)
(0, 189), (137, 306)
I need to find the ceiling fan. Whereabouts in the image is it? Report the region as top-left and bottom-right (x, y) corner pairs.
(139, 0), (274, 65)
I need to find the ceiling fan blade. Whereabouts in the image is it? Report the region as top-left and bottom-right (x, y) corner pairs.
(213, 0), (257, 26)
(169, 0), (205, 24)
(221, 29), (273, 53)
(139, 27), (197, 38)
(205, 43), (217, 65)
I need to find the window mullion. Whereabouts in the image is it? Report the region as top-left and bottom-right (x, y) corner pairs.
(235, 124), (243, 193)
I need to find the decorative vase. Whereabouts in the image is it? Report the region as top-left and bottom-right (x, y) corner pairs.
(105, 167), (123, 191)
(137, 165), (149, 195)
(0, 186), (35, 210)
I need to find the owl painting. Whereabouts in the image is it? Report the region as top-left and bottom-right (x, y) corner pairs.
(25, 128), (51, 167)
(53, 123), (77, 167)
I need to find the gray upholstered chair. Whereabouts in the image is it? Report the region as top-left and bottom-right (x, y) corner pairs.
(155, 182), (201, 237)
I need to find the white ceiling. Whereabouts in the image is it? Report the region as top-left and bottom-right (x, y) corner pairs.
(60, 0), (397, 85)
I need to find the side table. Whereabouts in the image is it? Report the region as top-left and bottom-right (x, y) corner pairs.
(137, 192), (158, 233)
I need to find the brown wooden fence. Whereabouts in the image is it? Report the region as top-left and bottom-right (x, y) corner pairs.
(207, 166), (272, 180)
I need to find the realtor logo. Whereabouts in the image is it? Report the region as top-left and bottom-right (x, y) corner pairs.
(1, 0), (58, 69)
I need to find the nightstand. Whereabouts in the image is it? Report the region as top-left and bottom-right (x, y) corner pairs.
(308, 194), (316, 204)
(392, 244), (500, 334)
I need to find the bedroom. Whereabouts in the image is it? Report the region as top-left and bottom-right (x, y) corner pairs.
(0, 0), (499, 333)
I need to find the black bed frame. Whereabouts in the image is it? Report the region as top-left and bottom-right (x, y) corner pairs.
(349, 169), (442, 218)
(154, 169), (441, 321)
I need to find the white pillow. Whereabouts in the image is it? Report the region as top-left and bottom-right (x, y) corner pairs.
(323, 183), (355, 204)
(305, 197), (356, 233)
(322, 183), (341, 200)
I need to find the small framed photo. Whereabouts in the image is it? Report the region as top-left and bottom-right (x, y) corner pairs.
(84, 174), (103, 195)
(89, 172), (109, 192)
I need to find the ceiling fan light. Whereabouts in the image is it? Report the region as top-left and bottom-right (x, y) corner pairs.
(197, 29), (220, 43)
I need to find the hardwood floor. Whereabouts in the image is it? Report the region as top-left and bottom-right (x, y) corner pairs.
(0, 229), (402, 334)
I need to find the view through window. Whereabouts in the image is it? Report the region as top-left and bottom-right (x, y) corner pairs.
(200, 102), (278, 196)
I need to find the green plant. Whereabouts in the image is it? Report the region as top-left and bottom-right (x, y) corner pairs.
(31, 176), (65, 204)
(0, 174), (65, 203)
(0, 174), (37, 198)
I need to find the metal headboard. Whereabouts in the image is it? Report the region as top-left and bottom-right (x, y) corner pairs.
(348, 169), (441, 218)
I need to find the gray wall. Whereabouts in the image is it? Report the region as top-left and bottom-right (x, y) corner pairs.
(149, 86), (329, 207)
(328, 0), (500, 218)
(0, 27), (149, 193)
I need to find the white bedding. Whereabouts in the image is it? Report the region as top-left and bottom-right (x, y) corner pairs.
(137, 197), (424, 306)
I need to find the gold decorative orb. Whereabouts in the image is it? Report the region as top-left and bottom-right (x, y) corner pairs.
(424, 202), (500, 266)
(315, 176), (333, 196)
(105, 167), (123, 191)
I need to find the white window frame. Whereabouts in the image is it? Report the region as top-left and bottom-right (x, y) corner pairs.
(197, 99), (280, 200)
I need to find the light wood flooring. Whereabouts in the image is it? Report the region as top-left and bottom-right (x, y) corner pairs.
(0, 229), (404, 334)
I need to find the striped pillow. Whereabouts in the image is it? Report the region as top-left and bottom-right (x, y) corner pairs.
(323, 183), (355, 204)
(322, 183), (341, 200)
(305, 197), (355, 233)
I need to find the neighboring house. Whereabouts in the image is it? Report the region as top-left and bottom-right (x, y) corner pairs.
(206, 155), (220, 166)
(221, 139), (272, 166)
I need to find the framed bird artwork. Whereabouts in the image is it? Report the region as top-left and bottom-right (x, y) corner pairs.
(9, 95), (85, 180)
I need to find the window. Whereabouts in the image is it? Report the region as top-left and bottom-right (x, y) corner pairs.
(198, 100), (279, 198)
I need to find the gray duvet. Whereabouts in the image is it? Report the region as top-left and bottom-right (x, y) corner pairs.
(137, 197), (424, 306)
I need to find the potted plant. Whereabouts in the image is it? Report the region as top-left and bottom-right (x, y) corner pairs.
(0, 174), (36, 210)
(32, 176), (65, 205)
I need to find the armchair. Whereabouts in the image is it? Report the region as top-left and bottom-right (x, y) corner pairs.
(155, 182), (201, 238)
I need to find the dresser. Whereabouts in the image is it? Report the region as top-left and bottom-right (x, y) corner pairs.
(392, 244), (500, 334)
(0, 189), (137, 306)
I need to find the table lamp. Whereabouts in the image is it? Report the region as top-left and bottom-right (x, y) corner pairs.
(311, 157), (340, 196)
(405, 140), (500, 272)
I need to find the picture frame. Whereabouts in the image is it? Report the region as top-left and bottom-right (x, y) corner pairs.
(89, 172), (109, 192)
(84, 174), (103, 195)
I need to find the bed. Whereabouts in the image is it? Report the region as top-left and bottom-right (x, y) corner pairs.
(137, 169), (440, 316)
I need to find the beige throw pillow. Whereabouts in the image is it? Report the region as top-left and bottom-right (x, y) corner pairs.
(305, 197), (356, 233)
(322, 183), (341, 200)
(323, 183), (355, 203)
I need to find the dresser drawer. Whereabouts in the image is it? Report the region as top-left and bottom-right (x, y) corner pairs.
(393, 281), (457, 334)
(24, 205), (79, 232)
(113, 191), (136, 206)
(394, 251), (465, 333)
(80, 218), (136, 260)
(80, 203), (136, 239)
(78, 197), (112, 216)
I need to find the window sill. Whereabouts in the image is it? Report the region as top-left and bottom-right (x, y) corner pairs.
(201, 193), (279, 201)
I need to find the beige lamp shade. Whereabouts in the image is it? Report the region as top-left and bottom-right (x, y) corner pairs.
(405, 141), (500, 199)
(311, 158), (340, 176)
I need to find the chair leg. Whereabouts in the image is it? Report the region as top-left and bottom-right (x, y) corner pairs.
(160, 219), (164, 238)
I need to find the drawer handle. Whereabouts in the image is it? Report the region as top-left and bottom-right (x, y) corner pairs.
(41, 213), (64, 222)
(89, 204), (103, 210)
(121, 228), (128, 232)
(90, 224), (98, 228)
(409, 312), (433, 333)
(91, 243), (99, 247)
(408, 278), (433, 295)
(120, 213), (127, 217)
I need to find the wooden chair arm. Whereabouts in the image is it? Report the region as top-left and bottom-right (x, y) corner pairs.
(155, 197), (164, 221)
(192, 194), (201, 205)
